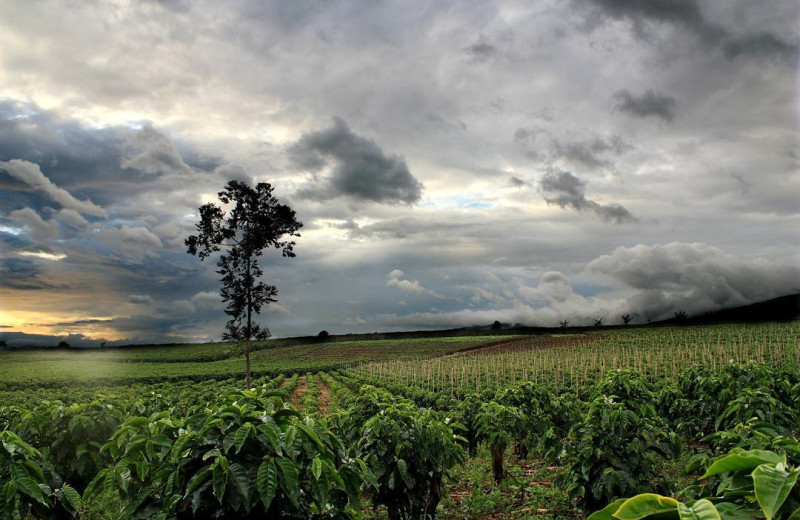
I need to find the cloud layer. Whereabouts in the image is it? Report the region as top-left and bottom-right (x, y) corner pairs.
(0, 0), (796, 345)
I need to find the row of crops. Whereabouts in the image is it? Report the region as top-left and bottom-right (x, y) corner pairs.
(352, 323), (800, 392)
(1, 322), (799, 519)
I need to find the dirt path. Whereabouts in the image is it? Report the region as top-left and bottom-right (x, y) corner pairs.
(316, 375), (332, 414)
(290, 376), (308, 411)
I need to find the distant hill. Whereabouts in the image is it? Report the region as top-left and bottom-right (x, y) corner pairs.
(3, 293), (798, 351)
(665, 293), (800, 325)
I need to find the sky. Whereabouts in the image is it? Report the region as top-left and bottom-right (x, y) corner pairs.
(1, 0), (799, 346)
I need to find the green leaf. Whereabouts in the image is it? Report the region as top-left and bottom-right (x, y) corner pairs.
(786, 507), (800, 520)
(615, 494), (680, 520)
(587, 498), (626, 520)
(702, 450), (782, 479)
(58, 485), (82, 516)
(276, 457), (300, 506)
(677, 500), (720, 520)
(715, 503), (758, 520)
(311, 456), (322, 480)
(229, 462), (250, 502)
(256, 458), (278, 511)
(752, 463), (800, 520)
(10, 463), (47, 506)
(234, 427), (249, 454)
(396, 458), (408, 480)
(212, 461), (228, 504)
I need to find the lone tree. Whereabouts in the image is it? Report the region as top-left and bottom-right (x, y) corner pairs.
(620, 314), (633, 325)
(186, 180), (302, 387)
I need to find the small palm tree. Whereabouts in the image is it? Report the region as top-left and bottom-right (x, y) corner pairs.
(593, 318), (604, 327)
(559, 320), (569, 328)
(621, 314), (633, 325)
(674, 311), (688, 321)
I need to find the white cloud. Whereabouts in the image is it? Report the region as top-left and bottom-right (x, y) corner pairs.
(0, 160), (107, 217)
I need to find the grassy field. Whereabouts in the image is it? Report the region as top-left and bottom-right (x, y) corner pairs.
(0, 335), (512, 388)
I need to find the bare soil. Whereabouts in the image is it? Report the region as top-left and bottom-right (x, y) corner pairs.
(316, 375), (332, 414)
(290, 376), (308, 411)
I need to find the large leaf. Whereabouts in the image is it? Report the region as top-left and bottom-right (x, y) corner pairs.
(234, 427), (249, 454)
(256, 458), (278, 511)
(228, 462), (251, 503)
(615, 494), (680, 520)
(57, 485), (82, 516)
(715, 503), (759, 520)
(10, 462), (47, 506)
(212, 461), (228, 504)
(276, 457), (299, 506)
(587, 498), (626, 520)
(752, 463), (800, 520)
(702, 450), (782, 479)
(677, 500), (720, 520)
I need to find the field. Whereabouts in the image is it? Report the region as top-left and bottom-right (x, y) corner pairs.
(1, 322), (799, 520)
(0, 335), (510, 387)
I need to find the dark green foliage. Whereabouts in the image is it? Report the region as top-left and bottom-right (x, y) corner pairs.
(0, 430), (81, 519)
(496, 381), (581, 461)
(86, 389), (364, 519)
(16, 400), (126, 493)
(356, 401), (466, 520)
(475, 401), (524, 483)
(561, 371), (680, 512)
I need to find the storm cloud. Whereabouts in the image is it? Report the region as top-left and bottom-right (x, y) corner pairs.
(580, 0), (798, 62)
(539, 169), (636, 224)
(292, 117), (423, 205)
(0, 0), (796, 345)
(613, 89), (676, 122)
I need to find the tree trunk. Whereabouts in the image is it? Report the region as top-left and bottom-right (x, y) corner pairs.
(245, 222), (252, 389)
(491, 440), (506, 483)
(425, 473), (444, 519)
(245, 341), (251, 388)
(514, 440), (528, 459)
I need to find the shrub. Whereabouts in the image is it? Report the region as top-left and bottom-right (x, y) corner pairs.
(0, 430), (81, 519)
(357, 402), (466, 520)
(88, 389), (364, 519)
(560, 393), (679, 512)
(475, 401), (524, 483)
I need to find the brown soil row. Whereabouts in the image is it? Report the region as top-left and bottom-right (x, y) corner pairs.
(316, 375), (332, 414)
(290, 376), (308, 411)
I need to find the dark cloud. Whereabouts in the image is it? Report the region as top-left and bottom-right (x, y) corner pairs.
(0, 257), (58, 290)
(588, 242), (800, 319)
(291, 117), (423, 204)
(723, 32), (799, 62)
(508, 176), (528, 188)
(582, 0), (714, 38)
(552, 134), (633, 170)
(539, 168), (637, 224)
(580, 0), (797, 63)
(613, 89), (676, 122)
(463, 38), (497, 59)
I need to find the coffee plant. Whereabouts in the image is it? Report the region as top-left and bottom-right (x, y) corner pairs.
(86, 389), (365, 519)
(356, 402), (466, 520)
